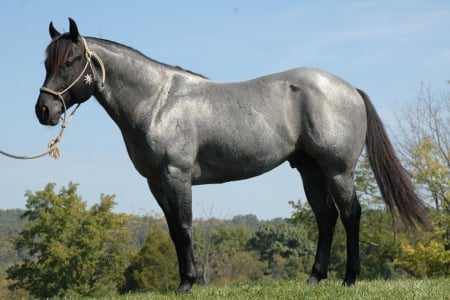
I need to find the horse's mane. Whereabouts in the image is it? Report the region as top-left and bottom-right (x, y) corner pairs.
(45, 35), (208, 80)
(89, 37), (209, 79)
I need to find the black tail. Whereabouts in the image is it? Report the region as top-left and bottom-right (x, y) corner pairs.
(358, 89), (428, 229)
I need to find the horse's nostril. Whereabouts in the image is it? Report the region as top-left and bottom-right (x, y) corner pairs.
(36, 104), (49, 123)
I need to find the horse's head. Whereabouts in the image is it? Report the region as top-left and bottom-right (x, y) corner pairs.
(35, 18), (97, 125)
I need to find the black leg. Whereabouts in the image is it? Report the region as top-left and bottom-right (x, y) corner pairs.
(341, 192), (361, 286)
(329, 174), (361, 286)
(148, 168), (197, 293)
(309, 203), (339, 283)
(294, 154), (338, 283)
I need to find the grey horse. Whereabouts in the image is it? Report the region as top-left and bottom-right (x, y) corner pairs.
(35, 19), (427, 292)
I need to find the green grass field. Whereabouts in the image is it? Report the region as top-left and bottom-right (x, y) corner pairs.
(107, 278), (449, 300)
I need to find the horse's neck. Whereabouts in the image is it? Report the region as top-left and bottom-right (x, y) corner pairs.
(88, 38), (170, 129)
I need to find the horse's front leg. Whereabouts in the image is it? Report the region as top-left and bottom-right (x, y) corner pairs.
(147, 165), (196, 293)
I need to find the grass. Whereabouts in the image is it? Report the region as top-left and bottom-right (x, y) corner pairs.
(90, 278), (449, 300)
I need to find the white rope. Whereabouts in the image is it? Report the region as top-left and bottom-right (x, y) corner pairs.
(0, 103), (80, 159)
(0, 37), (104, 160)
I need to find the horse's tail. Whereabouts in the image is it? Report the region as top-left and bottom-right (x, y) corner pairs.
(358, 89), (428, 229)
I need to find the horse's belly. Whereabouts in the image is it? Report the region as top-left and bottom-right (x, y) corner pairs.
(192, 137), (294, 185)
(192, 159), (283, 185)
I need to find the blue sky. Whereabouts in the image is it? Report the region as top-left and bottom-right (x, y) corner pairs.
(0, 1), (449, 220)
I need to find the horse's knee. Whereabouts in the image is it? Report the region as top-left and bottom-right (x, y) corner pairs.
(180, 223), (193, 242)
(328, 174), (359, 219)
(341, 196), (361, 225)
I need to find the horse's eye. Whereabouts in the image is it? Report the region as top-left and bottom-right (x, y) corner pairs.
(64, 59), (73, 68)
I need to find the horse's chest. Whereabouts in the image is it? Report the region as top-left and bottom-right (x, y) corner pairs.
(122, 130), (165, 180)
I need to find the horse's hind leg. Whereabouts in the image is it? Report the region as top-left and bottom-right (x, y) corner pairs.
(328, 172), (361, 286)
(292, 154), (338, 283)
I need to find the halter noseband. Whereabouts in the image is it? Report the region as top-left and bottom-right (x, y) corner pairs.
(39, 37), (105, 112)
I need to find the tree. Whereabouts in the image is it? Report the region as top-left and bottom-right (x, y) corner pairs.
(193, 217), (227, 285)
(122, 226), (178, 292)
(207, 226), (264, 284)
(231, 214), (262, 231)
(359, 209), (402, 279)
(193, 218), (265, 285)
(397, 85), (449, 213)
(395, 85), (450, 276)
(6, 183), (129, 298)
(249, 222), (315, 279)
(395, 239), (450, 277)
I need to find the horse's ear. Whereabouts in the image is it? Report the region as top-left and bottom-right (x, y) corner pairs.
(68, 18), (80, 41)
(49, 21), (60, 40)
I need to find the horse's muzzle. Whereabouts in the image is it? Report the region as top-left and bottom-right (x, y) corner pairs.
(35, 98), (61, 126)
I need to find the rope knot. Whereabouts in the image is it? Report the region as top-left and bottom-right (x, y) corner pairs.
(48, 139), (61, 159)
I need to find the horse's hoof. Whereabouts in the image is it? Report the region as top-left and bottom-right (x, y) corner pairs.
(342, 276), (356, 287)
(177, 282), (193, 293)
(307, 275), (321, 285)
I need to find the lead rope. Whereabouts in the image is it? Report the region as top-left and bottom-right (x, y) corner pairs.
(0, 102), (80, 159)
(0, 37), (105, 160)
